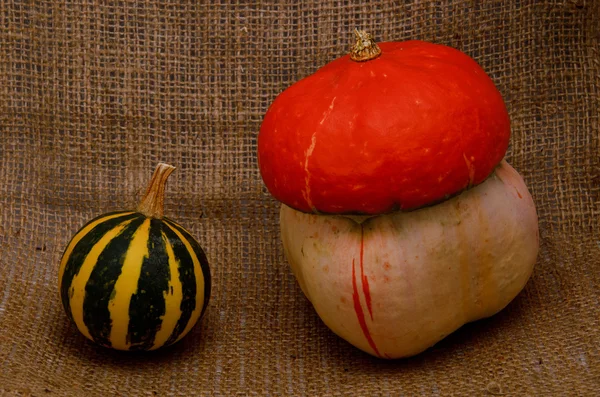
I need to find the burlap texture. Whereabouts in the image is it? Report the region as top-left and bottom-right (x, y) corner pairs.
(1, 0), (598, 395)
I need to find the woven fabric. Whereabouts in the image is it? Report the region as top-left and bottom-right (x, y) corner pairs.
(1, 1), (599, 395)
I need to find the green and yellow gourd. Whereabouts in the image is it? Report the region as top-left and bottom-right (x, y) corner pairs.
(58, 163), (210, 351)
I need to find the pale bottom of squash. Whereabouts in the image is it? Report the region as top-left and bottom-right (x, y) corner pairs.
(280, 161), (539, 359)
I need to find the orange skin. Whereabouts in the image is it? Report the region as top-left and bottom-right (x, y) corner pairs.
(258, 41), (510, 214)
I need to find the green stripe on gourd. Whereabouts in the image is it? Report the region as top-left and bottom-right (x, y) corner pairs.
(83, 216), (146, 347)
(126, 218), (171, 350)
(58, 164), (211, 351)
(166, 219), (212, 320)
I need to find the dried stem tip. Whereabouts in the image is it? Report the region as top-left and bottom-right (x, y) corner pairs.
(137, 163), (176, 218)
(350, 29), (381, 62)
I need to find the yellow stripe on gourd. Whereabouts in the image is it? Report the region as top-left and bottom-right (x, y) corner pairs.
(58, 212), (134, 292)
(151, 231), (184, 350)
(108, 218), (151, 350)
(165, 223), (205, 343)
(69, 217), (135, 342)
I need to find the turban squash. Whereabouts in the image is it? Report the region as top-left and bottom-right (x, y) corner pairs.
(258, 31), (539, 358)
(58, 163), (211, 351)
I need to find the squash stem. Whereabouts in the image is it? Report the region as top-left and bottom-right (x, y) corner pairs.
(137, 163), (176, 219)
(350, 29), (381, 62)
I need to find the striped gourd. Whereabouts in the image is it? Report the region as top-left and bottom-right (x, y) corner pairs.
(58, 163), (210, 351)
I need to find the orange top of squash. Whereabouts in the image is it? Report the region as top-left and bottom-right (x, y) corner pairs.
(258, 32), (510, 214)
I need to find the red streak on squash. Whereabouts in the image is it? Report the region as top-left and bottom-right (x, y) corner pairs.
(352, 258), (381, 357)
(359, 225), (373, 320)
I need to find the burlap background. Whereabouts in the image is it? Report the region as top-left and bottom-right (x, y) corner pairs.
(1, 0), (598, 395)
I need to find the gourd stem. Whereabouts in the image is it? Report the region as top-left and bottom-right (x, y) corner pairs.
(137, 163), (175, 219)
(350, 29), (381, 62)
